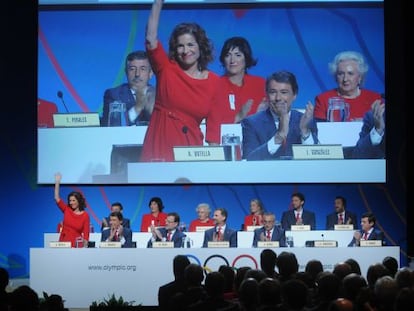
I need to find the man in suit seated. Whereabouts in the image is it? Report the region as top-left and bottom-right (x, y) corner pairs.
(147, 212), (186, 248)
(326, 196), (358, 230)
(281, 192), (316, 230)
(202, 207), (237, 247)
(253, 212), (286, 247)
(348, 211), (385, 246)
(101, 211), (133, 248)
(101, 201), (130, 231)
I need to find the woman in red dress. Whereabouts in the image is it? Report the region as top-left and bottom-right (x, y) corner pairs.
(243, 198), (265, 230)
(140, 196), (168, 232)
(140, 0), (221, 162)
(54, 173), (90, 247)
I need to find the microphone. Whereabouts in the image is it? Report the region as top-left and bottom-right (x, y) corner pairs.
(57, 91), (69, 113)
(321, 233), (325, 241)
(182, 126), (190, 145)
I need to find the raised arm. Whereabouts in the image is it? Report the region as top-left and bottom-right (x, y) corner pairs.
(146, 0), (163, 49)
(54, 172), (62, 203)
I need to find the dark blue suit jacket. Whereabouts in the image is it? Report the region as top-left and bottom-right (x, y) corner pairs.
(101, 83), (153, 126)
(147, 227), (186, 248)
(202, 226), (237, 248)
(352, 110), (385, 159)
(325, 211), (358, 230)
(281, 209), (316, 230)
(252, 226), (286, 247)
(348, 229), (385, 247)
(101, 227), (133, 248)
(241, 108), (318, 160)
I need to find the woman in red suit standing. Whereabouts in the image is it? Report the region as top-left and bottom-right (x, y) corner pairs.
(140, 0), (221, 162)
(140, 197), (168, 232)
(243, 198), (265, 230)
(54, 173), (90, 247)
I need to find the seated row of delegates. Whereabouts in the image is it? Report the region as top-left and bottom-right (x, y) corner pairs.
(188, 203), (215, 232)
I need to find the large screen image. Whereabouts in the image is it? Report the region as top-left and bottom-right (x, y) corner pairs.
(38, 0), (385, 184)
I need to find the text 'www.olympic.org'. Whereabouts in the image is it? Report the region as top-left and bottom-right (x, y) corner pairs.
(88, 265), (137, 272)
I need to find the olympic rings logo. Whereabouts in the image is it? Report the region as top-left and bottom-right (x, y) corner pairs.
(184, 253), (259, 274)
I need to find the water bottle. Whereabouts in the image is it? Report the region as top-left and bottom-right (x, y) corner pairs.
(182, 236), (191, 248)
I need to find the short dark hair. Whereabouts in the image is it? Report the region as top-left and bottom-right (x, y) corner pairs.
(361, 212), (376, 225)
(149, 197), (164, 212)
(335, 196), (346, 208)
(125, 50), (149, 72)
(67, 191), (86, 211)
(216, 207), (228, 221)
(219, 36), (258, 71)
(110, 211), (123, 221)
(266, 71), (298, 95)
(168, 212), (180, 224)
(111, 202), (123, 211)
(291, 192), (305, 203)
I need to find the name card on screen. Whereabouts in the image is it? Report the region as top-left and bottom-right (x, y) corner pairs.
(173, 146), (226, 161)
(196, 226), (214, 232)
(257, 241), (279, 248)
(314, 240), (338, 247)
(246, 225), (262, 232)
(360, 240), (382, 247)
(207, 241), (230, 248)
(291, 225), (311, 231)
(334, 224), (354, 230)
(53, 113), (100, 127)
(100, 241), (122, 248)
(152, 241), (174, 248)
(292, 144), (344, 159)
(49, 241), (71, 248)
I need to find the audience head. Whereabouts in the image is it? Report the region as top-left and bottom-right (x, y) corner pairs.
(149, 197), (164, 213)
(342, 273), (367, 301)
(168, 22), (214, 71)
(8, 285), (39, 311)
(124, 50), (152, 90)
(195, 203), (211, 221)
(333, 262), (352, 281)
(394, 267), (414, 289)
(276, 251), (299, 281)
(281, 279), (308, 310)
(204, 271), (225, 298)
(382, 256), (399, 277)
(42, 294), (65, 311)
(260, 248), (277, 277)
(315, 271), (341, 301)
(219, 36), (258, 72)
(258, 277), (282, 306)
(366, 262), (389, 289)
(238, 278), (259, 309)
(328, 298), (354, 311)
(244, 268), (267, 284)
(344, 258), (362, 275)
(394, 287), (414, 311)
(184, 263), (204, 287)
(172, 255), (190, 280)
(0, 268), (9, 290)
(373, 275), (398, 311)
(328, 50), (369, 90)
(218, 265), (236, 293)
(234, 266), (252, 294)
(305, 259), (324, 281)
(67, 191), (86, 211)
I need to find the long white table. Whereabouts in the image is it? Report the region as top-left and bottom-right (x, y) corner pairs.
(30, 247), (400, 308)
(44, 230), (355, 248)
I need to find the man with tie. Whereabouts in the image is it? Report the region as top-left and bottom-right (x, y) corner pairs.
(101, 211), (133, 248)
(325, 196), (358, 230)
(147, 212), (186, 248)
(202, 208), (237, 247)
(252, 212), (286, 247)
(348, 212), (385, 246)
(281, 192), (316, 230)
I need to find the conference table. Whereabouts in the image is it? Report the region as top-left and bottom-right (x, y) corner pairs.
(33, 231), (400, 308)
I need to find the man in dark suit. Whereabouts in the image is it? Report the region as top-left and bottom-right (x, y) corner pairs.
(241, 70), (318, 160)
(147, 212), (186, 248)
(101, 50), (155, 126)
(281, 192), (316, 230)
(101, 201), (130, 231)
(348, 211), (385, 246)
(101, 211), (133, 248)
(253, 212), (286, 247)
(352, 100), (385, 159)
(202, 207), (237, 247)
(326, 196), (358, 230)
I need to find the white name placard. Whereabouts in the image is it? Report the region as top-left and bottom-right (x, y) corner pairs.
(334, 224), (354, 231)
(207, 241), (230, 248)
(195, 226), (214, 232)
(291, 225), (311, 231)
(53, 113), (100, 127)
(292, 144), (344, 159)
(257, 241), (279, 248)
(246, 225), (262, 232)
(173, 146), (226, 161)
(152, 241), (174, 248)
(49, 241), (71, 248)
(99, 241), (122, 248)
(360, 240), (382, 247)
(314, 240), (338, 247)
